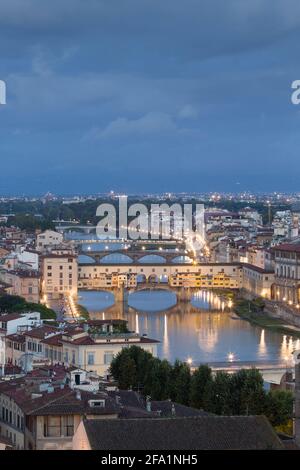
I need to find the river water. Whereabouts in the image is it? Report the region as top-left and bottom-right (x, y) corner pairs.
(78, 289), (299, 366)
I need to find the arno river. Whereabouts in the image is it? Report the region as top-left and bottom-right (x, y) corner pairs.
(78, 289), (299, 366)
(67, 233), (298, 365)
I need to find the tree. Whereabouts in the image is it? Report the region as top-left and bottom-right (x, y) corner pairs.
(239, 368), (266, 415)
(109, 346), (153, 390)
(0, 295), (56, 319)
(113, 351), (137, 390)
(207, 371), (233, 415)
(126, 345), (153, 388)
(170, 360), (191, 405)
(264, 390), (294, 427)
(190, 365), (213, 409)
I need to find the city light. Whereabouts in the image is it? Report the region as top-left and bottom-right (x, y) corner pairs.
(227, 352), (235, 362)
(186, 357), (193, 366)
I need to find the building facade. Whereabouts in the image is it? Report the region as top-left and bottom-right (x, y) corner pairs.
(271, 243), (300, 305)
(40, 253), (78, 300)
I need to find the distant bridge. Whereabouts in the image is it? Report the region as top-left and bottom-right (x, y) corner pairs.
(191, 360), (292, 385)
(79, 248), (193, 264)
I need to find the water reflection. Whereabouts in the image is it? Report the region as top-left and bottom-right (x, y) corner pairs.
(79, 289), (298, 365)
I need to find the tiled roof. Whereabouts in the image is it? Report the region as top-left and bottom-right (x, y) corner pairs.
(41, 334), (63, 346)
(272, 243), (300, 253)
(83, 415), (284, 450)
(242, 263), (274, 274)
(6, 333), (26, 343)
(0, 313), (23, 322)
(0, 382), (118, 416)
(24, 325), (58, 339)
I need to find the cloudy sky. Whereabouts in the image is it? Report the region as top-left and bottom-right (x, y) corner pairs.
(1, 0), (300, 195)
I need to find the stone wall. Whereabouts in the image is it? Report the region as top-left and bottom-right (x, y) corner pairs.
(264, 300), (300, 328)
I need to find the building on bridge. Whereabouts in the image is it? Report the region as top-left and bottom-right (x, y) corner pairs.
(78, 272), (137, 290)
(78, 263), (243, 291)
(169, 271), (240, 289)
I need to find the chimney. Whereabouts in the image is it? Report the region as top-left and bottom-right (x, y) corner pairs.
(76, 389), (81, 401)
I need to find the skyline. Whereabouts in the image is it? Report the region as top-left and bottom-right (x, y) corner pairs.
(1, 1), (300, 194)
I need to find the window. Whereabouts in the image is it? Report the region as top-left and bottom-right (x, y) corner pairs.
(104, 352), (114, 365)
(87, 353), (95, 365)
(44, 416), (61, 437)
(62, 415), (74, 437)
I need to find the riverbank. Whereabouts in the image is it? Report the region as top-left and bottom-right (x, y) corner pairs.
(234, 299), (300, 337)
(77, 304), (90, 319)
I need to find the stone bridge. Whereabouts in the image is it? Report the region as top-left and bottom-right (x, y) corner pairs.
(79, 249), (194, 264)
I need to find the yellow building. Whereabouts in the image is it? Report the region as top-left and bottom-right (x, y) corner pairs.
(40, 253), (78, 300)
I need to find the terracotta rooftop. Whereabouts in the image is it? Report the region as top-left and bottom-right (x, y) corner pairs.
(272, 243), (300, 253)
(24, 325), (59, 339)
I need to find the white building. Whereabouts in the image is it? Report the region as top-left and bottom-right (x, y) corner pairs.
(36, 230), (64, 252)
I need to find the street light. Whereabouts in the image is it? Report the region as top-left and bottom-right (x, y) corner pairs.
(227, 352), (235, 362)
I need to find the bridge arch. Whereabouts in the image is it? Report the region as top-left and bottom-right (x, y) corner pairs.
(171, 255), (193, 264)
(138, 254), (166, 264)
(148, 274), (160, 283)
(78, 254), (96, 264)
(99, 253), (133, 264)
(137, 273), (147, 284)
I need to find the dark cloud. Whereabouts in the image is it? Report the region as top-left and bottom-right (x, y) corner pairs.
(0, 0), (300, 194)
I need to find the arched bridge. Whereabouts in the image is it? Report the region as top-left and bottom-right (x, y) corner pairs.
(79, 248), (194, 264)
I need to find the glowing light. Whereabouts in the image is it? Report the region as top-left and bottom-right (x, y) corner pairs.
(187, 357), (193, 366)
(227, 352), (235, 362)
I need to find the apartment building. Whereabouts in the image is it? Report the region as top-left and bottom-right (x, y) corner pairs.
(36, 230), (63, 252)
(40, 253), (78, 300)
(0, 368), (119, 450)
(271, 243), (300, 305)
(0, 269), (40, 303)
(60, 327), (159, 377)
(242, 264), (275, 299)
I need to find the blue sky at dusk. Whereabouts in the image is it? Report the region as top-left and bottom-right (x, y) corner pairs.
(1, 0), (300, 195)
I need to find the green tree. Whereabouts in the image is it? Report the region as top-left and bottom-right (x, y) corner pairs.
(0, 295), (56, 319)
(144, 358), (173, 400)
(239, 368), (266, 415)
(115, 351), (137, 390)
(207, 371), (233, 415)
(264, 390), (294, 427)
(190, 364), (213, 409)
(171, 360), (191, 405)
